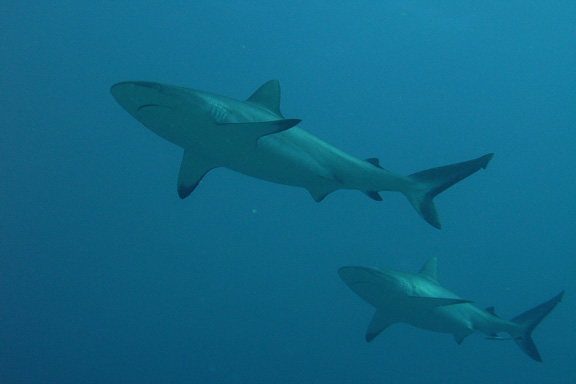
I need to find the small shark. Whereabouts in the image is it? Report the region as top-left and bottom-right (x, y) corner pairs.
(338, 258), (564, 362)
(110, 80), (493, 228)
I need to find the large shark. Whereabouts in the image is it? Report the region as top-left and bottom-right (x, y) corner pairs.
(110, 80), (493, 228)
(338, 258), (564, 362)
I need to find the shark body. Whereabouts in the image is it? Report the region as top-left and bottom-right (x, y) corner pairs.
(339, 258), (564, 362)
(110, 80), (493, 228)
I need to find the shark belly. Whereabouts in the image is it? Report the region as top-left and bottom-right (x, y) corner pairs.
(137, 103), (216, 148)
(409, 300), (514, 338)
(225, 129), (342, 188)
(404, 280), (476, 335)
(219, 127), (409, 195)
(411, 304), (476, 335)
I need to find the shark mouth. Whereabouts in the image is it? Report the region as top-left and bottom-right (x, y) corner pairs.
(137, 103), (162, 112)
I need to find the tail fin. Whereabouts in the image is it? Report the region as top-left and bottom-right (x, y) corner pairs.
(509, 291), (564, 362)
(404, 153), (494, 229)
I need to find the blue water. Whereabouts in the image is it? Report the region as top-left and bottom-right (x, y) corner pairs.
(1, 1), (575, 383)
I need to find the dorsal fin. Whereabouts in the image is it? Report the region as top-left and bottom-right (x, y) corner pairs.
(246, 80), (283, 117)
(418, 257), (438, 283)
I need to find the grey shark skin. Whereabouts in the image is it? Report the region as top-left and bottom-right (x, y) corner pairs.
(110, 80), (493, 228)
(338, 258), (564, 362)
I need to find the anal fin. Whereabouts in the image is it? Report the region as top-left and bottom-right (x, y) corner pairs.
(453, 332), (471, 345)
(177, 150), (217, 199)
(364, 191), (383, 201)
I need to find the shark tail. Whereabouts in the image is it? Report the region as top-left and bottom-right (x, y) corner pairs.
(404, 153), (494, 229)
(507, 291), (564, 362)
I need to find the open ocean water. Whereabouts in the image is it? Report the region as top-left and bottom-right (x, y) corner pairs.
(1, 1), (575, 383)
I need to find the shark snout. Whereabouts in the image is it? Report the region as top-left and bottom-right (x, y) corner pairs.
(110, 81), (164, 95)
(129, 81), (164, 91)
(339, 266), (402, 308)
(339, 267), (398, 290)
(110, 81), (173, 117)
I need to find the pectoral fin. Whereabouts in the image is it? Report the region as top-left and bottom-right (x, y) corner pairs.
(177, 150), (217, 199)
(409, 297), (472, 311)
(216, 119), (300, 147)
(365, 309), (396, 342)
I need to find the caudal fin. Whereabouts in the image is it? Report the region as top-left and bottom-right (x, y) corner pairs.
(509, 291), (564, 362)
(404, 153), (494, 229)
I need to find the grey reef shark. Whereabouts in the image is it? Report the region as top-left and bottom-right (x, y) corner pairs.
(338, 258), (564, 362)
(110, 80), (493, 229)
